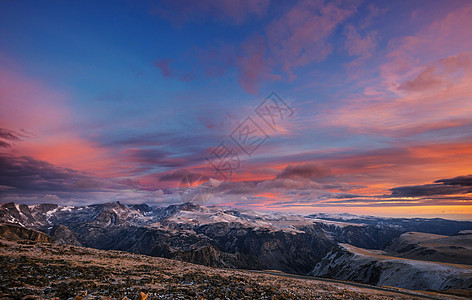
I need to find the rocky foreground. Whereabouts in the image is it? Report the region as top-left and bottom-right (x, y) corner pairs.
(0, 237), (448, 300)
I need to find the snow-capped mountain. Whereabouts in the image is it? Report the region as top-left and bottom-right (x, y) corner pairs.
(307, 212), (472, 235)
(1, 201), (472, 291)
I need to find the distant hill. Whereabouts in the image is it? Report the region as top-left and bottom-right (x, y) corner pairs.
(308, 212), (472, 235)
(0, 222), (52, 243)
(385, 231), (472, 265)
(311, 243), (472, 291)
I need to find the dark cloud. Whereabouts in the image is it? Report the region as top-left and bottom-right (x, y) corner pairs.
(123, 148), (187, 168)
(97, 130), (218, 173)
(258, 191), (363, 208)
(0, 154), (177, 206)
(308, 174), (472, 207)
(159, 169), (207, 182)
(389, 174), (472, 198)
(390, 184), (468, 197)
(230, 173), (472, 208)
(215, 177), (327, 195)
(3, 148), (472, 210)
(0, 128), (22, 148)
(435, 174), (472, 186)
(277, 163), (330, 180)
(322, 182), (366, 192)
(0, 141), (10, 148)
(216, 180), (259, 194)
(0, 128), (21, 141)
(0, 154), (127, 194)
(213, 176), (365, 205)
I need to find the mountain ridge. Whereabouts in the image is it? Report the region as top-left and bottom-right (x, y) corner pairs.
(1, 201), (472, 291)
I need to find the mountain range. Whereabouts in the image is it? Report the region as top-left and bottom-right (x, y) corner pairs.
(1, 201), (471, 292)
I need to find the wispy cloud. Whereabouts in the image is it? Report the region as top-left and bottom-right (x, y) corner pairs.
(0, 128), (23, 148)
(152, 0), (359, 93)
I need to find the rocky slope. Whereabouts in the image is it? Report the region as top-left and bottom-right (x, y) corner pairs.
(385, 231), (472, 265)
(311, 243), (472, 291)
(50, 224), (82, 246)
(1, 237), (442, 299)
(0, 223), (52, 243)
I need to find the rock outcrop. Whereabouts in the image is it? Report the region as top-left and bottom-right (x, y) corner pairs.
(0, 223), (52, 243)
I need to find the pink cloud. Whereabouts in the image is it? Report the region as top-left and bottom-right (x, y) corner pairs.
(344, 24), (376, 58)
(359, 4), (387, 29)
(398, 53), (471, 92)
(322, 2), (472, 137)
(383, 2), (472, 89)
(0, 65), (125, 177)
(154, 59), (173, 78)
(153, 1), (359, 94)
(343, 24), (377, 75)
(265, 0), (356, 80)
(0, 68), (69, 131)
(286, 140), (472, 193)
(235, 0), (358, 93)
(154, 59), (197, 82)
(189, 139), (472, 211)
(236, 35), (280, 94)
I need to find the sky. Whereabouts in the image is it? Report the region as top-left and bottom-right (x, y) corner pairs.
(1, 0), (472, 220)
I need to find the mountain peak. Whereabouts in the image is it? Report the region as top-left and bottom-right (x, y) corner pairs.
(166, 202), (206, 212)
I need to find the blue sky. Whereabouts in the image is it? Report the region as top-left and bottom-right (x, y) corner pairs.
(1, 0), (472, 219)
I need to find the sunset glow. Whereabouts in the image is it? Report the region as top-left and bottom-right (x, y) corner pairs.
(1, 0), (471, 220)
